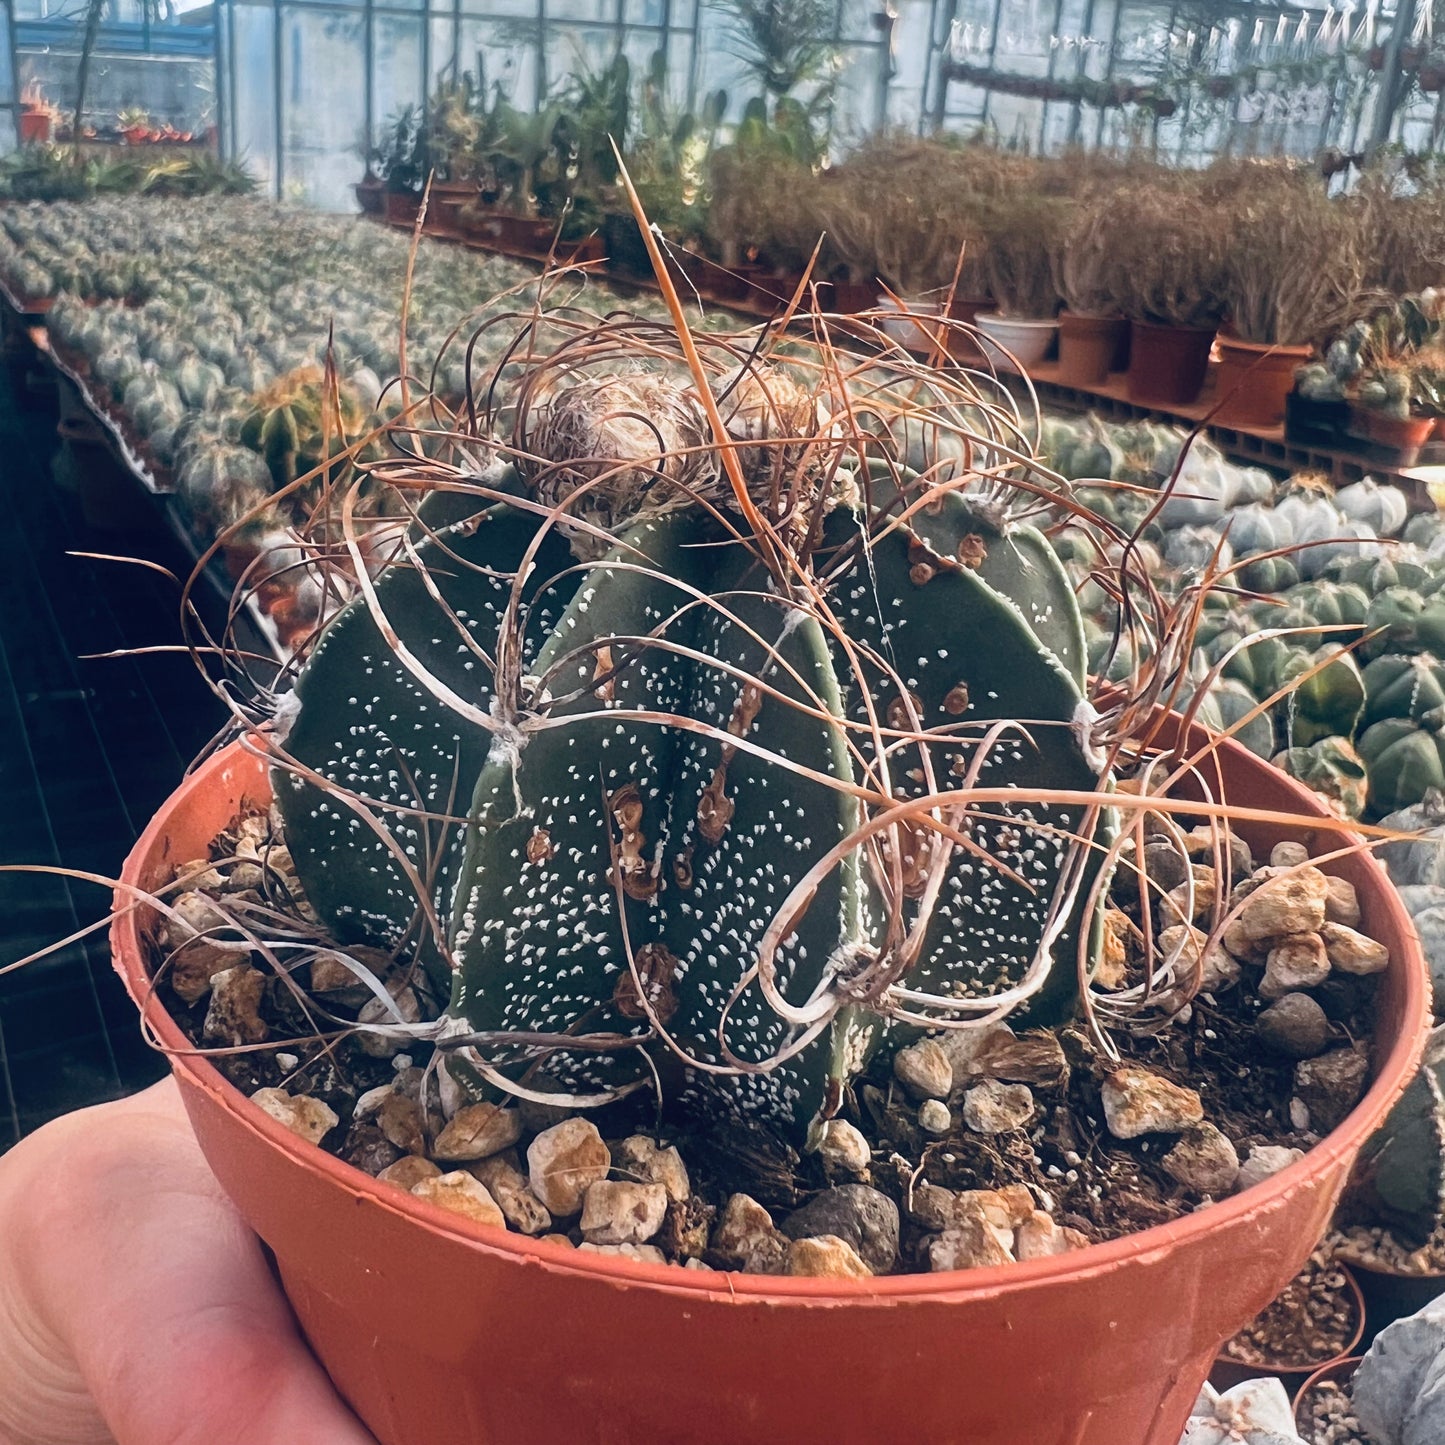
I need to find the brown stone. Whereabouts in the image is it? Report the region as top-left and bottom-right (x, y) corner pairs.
(1260, 932), (1331, 999)
(411, 1171), (507, 1229)
(786, 1235), (872, 1278)
(1320, 922), (1389, 976)
(711, 1193), (789, 1273)
(203, 965), (268, 1046)
(434, 1102), (524, 1162)
(250, 1086), (337, 1145)
(376, 1155), (442, 1191)
(1100, 1066), (1203, 1138)
(1236, 866), (1329, 943)
(527, 1118), (611, 1217)
(580, 1180), (669, 1245)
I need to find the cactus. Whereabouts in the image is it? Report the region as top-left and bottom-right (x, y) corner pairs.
(1359, 708), (1445, 817)
(1281, 645), (1365, 749)
(240, 365), (378, 497)
(274, 348), (1109, 1139)
(1342, 1025), (1445, 1247)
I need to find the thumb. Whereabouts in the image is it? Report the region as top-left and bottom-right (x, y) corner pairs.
(0, 1079), (376, 1445)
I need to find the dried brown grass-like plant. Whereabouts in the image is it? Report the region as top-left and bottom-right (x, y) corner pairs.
(1220, 185), (1370, 349)
(978, 192), (1069, 318)
(1101, 187), (1228, 330)
(1352, 169), (1445, 297)
(1053, 193), (1121, 317)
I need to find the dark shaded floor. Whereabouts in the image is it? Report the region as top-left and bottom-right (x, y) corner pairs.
(0, 351), (229, 1146)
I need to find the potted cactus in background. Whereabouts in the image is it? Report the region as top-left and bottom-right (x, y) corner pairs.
(1053, 193), (1130, 385)
(104, 218), (1427, 1445)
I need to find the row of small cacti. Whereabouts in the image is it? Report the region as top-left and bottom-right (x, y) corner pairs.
(11, 197), (689, 548)
(1043, 412), (1445, 822)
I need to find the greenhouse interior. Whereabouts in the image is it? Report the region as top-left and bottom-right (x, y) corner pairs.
(12, 2), (1445, 1443)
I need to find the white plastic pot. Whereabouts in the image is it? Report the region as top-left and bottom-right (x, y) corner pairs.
(975, 311), (1059, 374)
(874, 296), (945, 354)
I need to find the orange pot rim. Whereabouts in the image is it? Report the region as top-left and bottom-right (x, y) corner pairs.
(112, 731), (1429, 1308)
(1131, 318), (1218, 335)
(1217, 336), (1315, 360)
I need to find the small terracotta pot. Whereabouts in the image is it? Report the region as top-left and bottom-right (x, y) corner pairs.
(1057, 311), (1130, 387)
(110, 721), (1429, 1445)
(1293, 1355), (1360, 1431)
(1208, 1262), (1364, 1396)
(19, 109), (51, 144)
(1211, 337), (1314, 429)
(975, 311), (1059, 374)
(1361, 408), (1435, 465)
(1126, 320), (1217, 405)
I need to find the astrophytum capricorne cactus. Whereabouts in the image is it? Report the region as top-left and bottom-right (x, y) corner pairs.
(272, 327), (1109, 1141)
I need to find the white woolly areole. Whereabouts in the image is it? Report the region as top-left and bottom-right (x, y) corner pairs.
(272, 688), (302, 746)
(1071, 698), (1107, 775)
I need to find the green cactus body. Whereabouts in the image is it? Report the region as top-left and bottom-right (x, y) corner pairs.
(1344, 1025), (1445, 1246)
(1281, 646), (1365, 749)
(279, 469), (1104, 1136)
(276, 499), (581, 950)
(1362, 653), (1445, 730)
(1359, 712), (1445, 817)
(1276, 736), (1370, 821)
(1363, 587), (1445, 659)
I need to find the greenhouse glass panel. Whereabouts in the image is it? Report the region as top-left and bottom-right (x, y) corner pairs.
(622, 0), (665, 29)
(227, 0), (279, 194)
(548, 0), (617, 21)
(373, 13), (427, 131)
(281, 5), (366, 209)
(429, 13), (460, 86)
(455, 16), (537, 105)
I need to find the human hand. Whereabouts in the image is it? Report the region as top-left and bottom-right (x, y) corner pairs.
(0, 1076), (377, 1444)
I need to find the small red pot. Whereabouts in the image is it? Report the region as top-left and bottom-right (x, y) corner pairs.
(1208, 1261), (1364, 1396)
(1359, 408), (1435, 465)
(1127, 319), (1217, 405)
(1057, 311), (1130, 387)
(1293, 1355), (1360, 1431)
(1212, 337), (1314, 429)
(110, 721), (1428, 1445)
(19, 109), (51, 144)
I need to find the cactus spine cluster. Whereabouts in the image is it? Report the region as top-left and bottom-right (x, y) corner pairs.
(274, 336), (1107, 1140)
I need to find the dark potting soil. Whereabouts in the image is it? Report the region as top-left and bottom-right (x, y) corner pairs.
(148, 803), (1386, 1276)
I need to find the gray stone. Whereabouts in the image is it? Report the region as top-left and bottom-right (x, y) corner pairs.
(1325, 874), (1364, 927)
(1256, 993), (1331, 1059)
(1320, 921), (1390, 976)
(1161, 1124), (1240, 1195)
(612, 1135), (690, 1203)
(433, 1102), (524, 1162)
(928, 1217), (1014, 1271)
(1143, 840), (1191, 892)
(711, 1193), (788, 1273)
(410, 1171), (507, 1229)
(250, 1086), (337, 1145)
(918, 1099), (951, 1136)
(1294, 1046), (1370, 1133)
(780, 1184), (900, 1274)
(1270, 842), (1311, 869)
(580, 1179), (668, 1245)
(469, 1153), (552, 1235)
(1235, 1144), (1304, 1190)
(1237, 866), (1330, 943)
(1260, 932), (1331, 999)
(962, 1080), (1035, 1134)
(204, 965), (268, 1046)
(814, 1118), (871, 1173)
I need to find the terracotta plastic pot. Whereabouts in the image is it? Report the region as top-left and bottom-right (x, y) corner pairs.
(111, 729), (1428, 1445)
(1212, 337), (1313, 429)
(1361, 408), (1435, 466)
(1057, 311), (1129, 387)
(384, 191), (420, 226)
(1208, 1262), (1364, 1395)
(1293, 1355), (1360, 1431)
(975, 310), (1059, 374)
(18, 109), (50, 144)
(1126, 320), (1216, 405)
